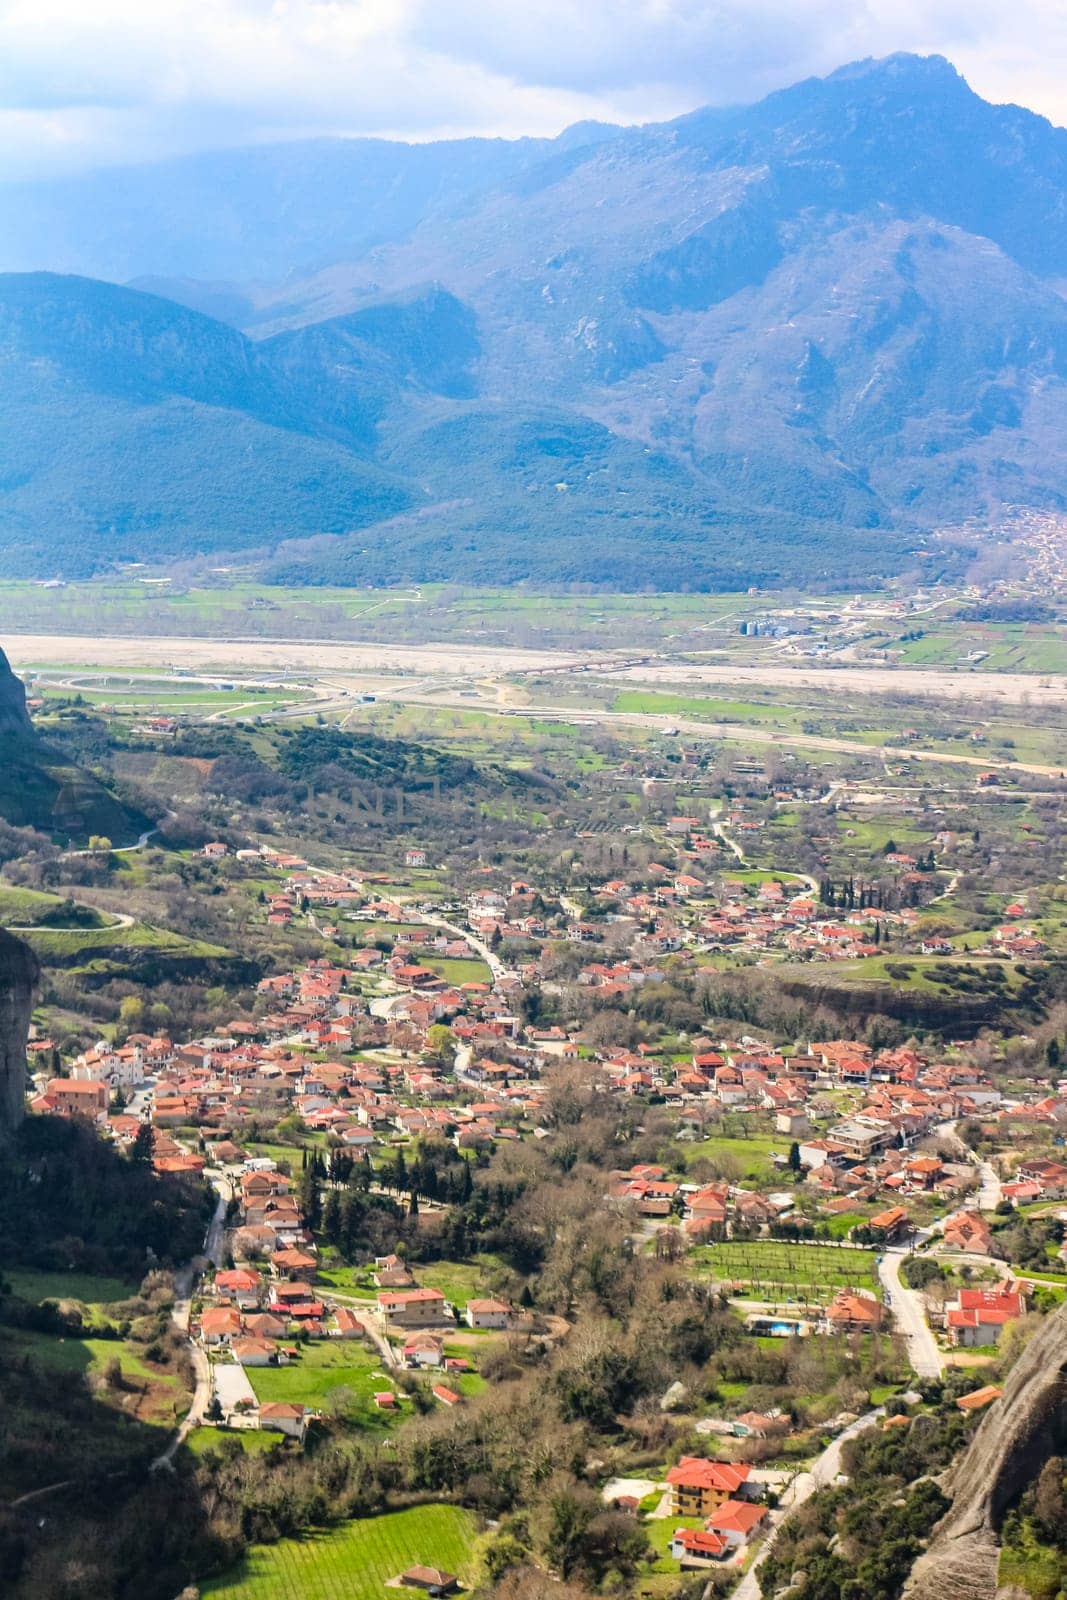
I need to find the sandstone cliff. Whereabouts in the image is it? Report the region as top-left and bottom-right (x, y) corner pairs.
(905, 1304), (1067, 1599)
(0, 928), (38, 1133)
(0, 645), (32, 737)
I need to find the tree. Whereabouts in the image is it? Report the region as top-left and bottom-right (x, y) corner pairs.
(118, 995), (146, 1036)
(535, 1475), (598, 1580)
(426, 1023), (454, 1060)
(1032, 1455), (1066, 1542)
(788, 1141), (802, 1177)
(297, 1164), (322, 1230)
(131, 1122), (154, 1166)
(322, 1188), (342, 1244)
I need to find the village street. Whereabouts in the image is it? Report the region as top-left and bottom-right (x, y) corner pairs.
(876, 1246), (944, 1378)
(153, 1176), (231, 1467)
(732, 1406), (885, 1600)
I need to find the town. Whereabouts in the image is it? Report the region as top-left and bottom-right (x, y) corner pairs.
(3, 633), (1067, 1600)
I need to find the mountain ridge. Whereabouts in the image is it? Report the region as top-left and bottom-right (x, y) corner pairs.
(2, 53), (1066, 588)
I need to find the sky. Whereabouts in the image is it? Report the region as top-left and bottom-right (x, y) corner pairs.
(1, 0), (1065, 179)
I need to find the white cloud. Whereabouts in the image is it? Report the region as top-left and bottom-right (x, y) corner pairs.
(0, 0), (1064, 178)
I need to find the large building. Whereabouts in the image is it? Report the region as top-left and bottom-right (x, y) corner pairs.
(665, 1458), (753, 1517)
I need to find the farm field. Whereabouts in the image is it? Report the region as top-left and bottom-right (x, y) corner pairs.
(202, 1504), (479, 1600)
(690, 1240), (878, 1298)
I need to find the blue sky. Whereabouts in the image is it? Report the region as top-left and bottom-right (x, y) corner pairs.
(0, 0), (1063, 178)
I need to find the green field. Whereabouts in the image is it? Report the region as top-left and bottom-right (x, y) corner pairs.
(184, 1426), (284, 1457)
(203, 1504), (479, 1600)
(412, 1258), (504, 1309)
(246, 1340), (401, 1425)
(691, 1240), (878, 1297)
(7, 1267), (139, 1309)
(421, 956), (492, 986)
(19, 919), (226, 962)
(680, 1133), (787, 1185)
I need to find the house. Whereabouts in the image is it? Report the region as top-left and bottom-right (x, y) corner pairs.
(432, 1384), (461, 1407)
(403, 1333), (446, 1368)
(943, 1211), (998, 1256)
(869, 1205), (910, 1242)
(244, 1311), (288, 1339)
(1016, 1159), (1067, 1200)
(465, 1298), (512, 1330)
(404, 849), (429, 868)
(956, 1385), (1002, 1411)
(333, 1307), (365, 1339)
(202, 841), (229, 859)
(232, 1336), (279, 1367)
(665, 1458), (753, 1517)
(214, 1268), (262, 1309)
(200, 1307), (242, 1345)
(825, 1291), (883, 1332)
(42, 1078), (109, 1121)
(670, 1529), (729, 1566)
(706, 1500), (769, 1549)
(946, 1282), (1026, 1348)
(271, 1248), (318, 1280)
(258, 1401), (310, 1440)
(377, 1288), (448, 1328)
(399, 1568), (459, 1596)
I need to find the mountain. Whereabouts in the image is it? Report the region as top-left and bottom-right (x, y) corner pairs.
(3, 53), (1067, 588)
(0, 130), (619, 286)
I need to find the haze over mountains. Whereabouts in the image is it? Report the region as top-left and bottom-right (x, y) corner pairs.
(4, 52), (1067, 589)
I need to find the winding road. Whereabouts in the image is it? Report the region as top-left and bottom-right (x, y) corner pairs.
(732, 1407), (885, 1600)
(152, 1176), (230, 1468)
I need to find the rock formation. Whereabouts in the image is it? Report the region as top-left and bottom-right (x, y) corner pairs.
(0, 645), (32, 737)
(904, 1304), (1067, 1599)
(0, 928), (38, 1134)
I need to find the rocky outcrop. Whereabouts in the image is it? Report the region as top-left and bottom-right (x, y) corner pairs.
(904, 1304), (1067, 1600)
(0, 646), (32, 738)
(0, 929), (38, 1134)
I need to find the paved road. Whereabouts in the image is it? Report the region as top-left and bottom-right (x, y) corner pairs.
(153, 1177), (230, 1468)
(976, 1160), (1002, 1211)
(732, 1408), (884, 1600)
(414, 909), (515, 985)
(877, 1246), (944, 1378)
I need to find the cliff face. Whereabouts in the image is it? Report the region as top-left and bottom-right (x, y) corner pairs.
(0, 646), (31, 737)
(904, 1304), (1067, 1600)
(0, 929), (38, 1133)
